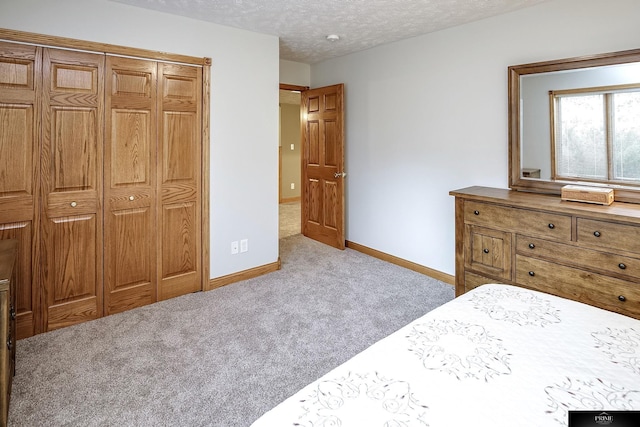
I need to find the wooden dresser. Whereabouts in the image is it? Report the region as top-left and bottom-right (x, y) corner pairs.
(0, 240), (16, 426)
(450, 186), (640, 319)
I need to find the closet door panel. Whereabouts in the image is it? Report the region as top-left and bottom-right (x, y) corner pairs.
(0, 223), (33, 338)
(0, 41), (41, 337)
(163, 111), (196, 182)
(104, 56), (157, 314)
(157, 63), (201, 300)
(51, 107), (98, 191)
(160, 202), (197, 300)
(41, 48), (103, 331)
(0, 106), (33, 196)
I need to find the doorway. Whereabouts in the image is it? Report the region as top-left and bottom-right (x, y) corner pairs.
(279, 85), (304, 238)
(278, 83), (346, 248)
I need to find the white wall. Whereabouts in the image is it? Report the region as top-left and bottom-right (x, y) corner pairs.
(280, 60), (311, 87)
(311, 0), (640, 276)
(0, 0), (280, 279)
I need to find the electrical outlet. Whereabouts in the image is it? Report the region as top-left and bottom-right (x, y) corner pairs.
(290, 183), (295, 190)
(240, 239), (248, 253)
(231, 241), (239, 254)
(290, 143), (295, 150)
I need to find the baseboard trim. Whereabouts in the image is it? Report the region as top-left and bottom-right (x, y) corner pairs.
(345, 240), (455, 286)
(206, 258), (282, 291)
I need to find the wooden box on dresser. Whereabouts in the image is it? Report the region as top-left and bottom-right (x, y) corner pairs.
(450, 186), (640, 320)
(0, 240), (16, 426)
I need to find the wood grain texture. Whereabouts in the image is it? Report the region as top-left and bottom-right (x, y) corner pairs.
(0, 223), (32, 339)
(41, 48), (104, 332)
(301, 84), (345, 249)
(465, 225), (511, 280)
(157, 62), (202, 300)
(0, 240), (17, 427)
(451, 186), (640, 319)
(516, 255), (640, 318)
(0, 28), (209, 66)
(0, 41), (41, 338)
(0, 31), (210, 335)
(104, 56), (157, 315)
(201, 64), (210, 292)
(515, 235), (640, 281)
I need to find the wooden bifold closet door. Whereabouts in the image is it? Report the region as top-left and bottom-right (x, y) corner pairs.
(0, 37), (204, 336)
(0, 41), (40, 338)
(157, 62), (202, 301)
(104, 56), (157, 315)
(40, 48), (105, 330)
(104, 57), (203, 312)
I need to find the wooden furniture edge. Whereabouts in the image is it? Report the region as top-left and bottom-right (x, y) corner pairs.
(345, 240), (455, 286)
(0, 28), (211, 66)
(206, 258), (282, 291)
(450, 186), (640, 224)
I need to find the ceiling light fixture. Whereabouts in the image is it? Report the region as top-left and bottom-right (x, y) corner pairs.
(326, 34), (340, 42)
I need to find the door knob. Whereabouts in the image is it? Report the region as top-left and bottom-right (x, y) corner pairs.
(334, 172), (347, 178)
(70, 201), (77, 207)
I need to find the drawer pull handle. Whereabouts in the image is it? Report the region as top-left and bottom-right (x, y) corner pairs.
(618, 295), (626, 302)
(528, 271), (535, 277)
(70, 201), (77, 207)
(483, 248), (489, 254)
(474, 210), (480, 215)
(548, 223), (555, 229)
(619, 263), (627, 270)
(528, 243), (535, 249)
(129, 195), (135, 201)
(594, 231), (601, 237)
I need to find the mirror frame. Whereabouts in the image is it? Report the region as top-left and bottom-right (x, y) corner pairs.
(508, 47), (640, 203)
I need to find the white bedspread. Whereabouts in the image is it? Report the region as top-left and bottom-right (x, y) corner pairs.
(251, 284), (640, 427)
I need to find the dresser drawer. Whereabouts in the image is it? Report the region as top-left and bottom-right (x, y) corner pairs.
(465, 225), (512, 280)
(516, 255), (640, 319)
(516, 235), (640, 281)
(464, 201), (571, 241)
(577, 218), (640, 254)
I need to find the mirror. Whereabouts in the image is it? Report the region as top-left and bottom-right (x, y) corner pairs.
(509, 48), (640, 203)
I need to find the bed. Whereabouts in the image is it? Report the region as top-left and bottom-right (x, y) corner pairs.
(250, 284), (640, 426)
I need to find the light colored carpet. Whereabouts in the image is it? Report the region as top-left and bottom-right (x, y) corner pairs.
(9, 235), (454, 426)
(279, 201), (300, 238)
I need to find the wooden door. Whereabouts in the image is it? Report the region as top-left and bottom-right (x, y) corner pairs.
(40, 48), (104, 331)
(0, 41), (41, 338)
(157, 63), (202, 300)
(301, 84), (345, 249)
(104, 56), (157, 314)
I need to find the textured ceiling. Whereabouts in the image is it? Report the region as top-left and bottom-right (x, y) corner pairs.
(111, 0), (550, 64)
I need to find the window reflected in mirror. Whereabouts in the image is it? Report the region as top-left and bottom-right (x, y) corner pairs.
(551, 85), (640, 184)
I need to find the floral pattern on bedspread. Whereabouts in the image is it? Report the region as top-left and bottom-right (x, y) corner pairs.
(294, 371), (429, 427)
(592, 328), (640, 375)
(469, 285), (561, 327)
(251, 285), (640, 427)
(406, 319), (511, 381)
(545, 377), (640, 425)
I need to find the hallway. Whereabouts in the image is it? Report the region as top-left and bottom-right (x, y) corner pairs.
(279, 201), (300, 238)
